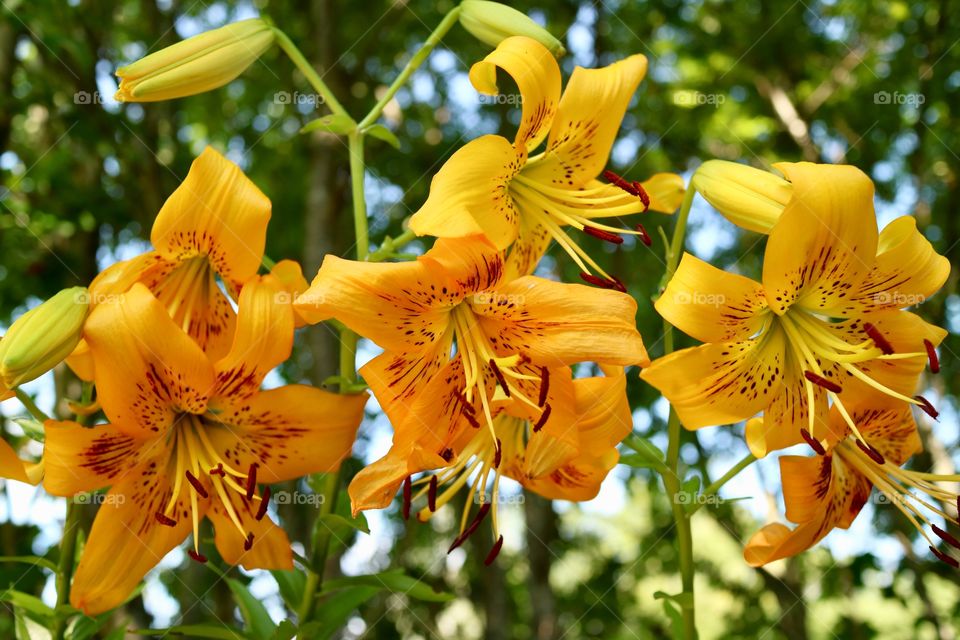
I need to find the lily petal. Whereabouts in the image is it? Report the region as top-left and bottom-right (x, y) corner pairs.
(763, 162), (878, 316)
(409, 135), (524, 249)
(43, 421), (154, 496)
(84, 284), (215, 438)
(521, 54), (648, 187)
(656, 252), (769, 344)
(209, 490), (293, 569)
(469, 36), (561, 151)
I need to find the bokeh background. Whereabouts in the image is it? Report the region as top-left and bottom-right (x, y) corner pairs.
(1, 0), (959, 638)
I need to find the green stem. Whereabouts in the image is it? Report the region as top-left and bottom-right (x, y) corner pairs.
(686, 453), (756, 517)
(356, 7), (462, 130)
(348, 132), (370, 259)
(658, 184), (698, 639)
(367, 227), (418, 262)
(50, 499), (80, 640)
(13, 389), (50, 422)
(273, 28), (351, 119)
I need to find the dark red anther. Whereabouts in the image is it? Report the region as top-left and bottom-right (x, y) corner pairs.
(803, 370), (842, 393)
(933, 524), (960, 550)
(583, 226), (624, 245)
(635, 223), (652, 246)
(185, 471), (208, 499)
(494, 438), (502, 469)
(489, 359), (511, 397)
(607, 275), (627, 292)
(602, 170), (641, 197)
(463, 409), (481, 430)
(484, 534), (505, 566)
(255, 486), (270, 521)
(209, 463), (225, 477)
(924, 339), (940, 373)
(243, 532), (255, 551)
(448, 503), (491, 552)
(155, 512), (177, 527)
(799, 429), (825, 456)
(402, 475), (412, 520)
(245, 463), (258, 500)
(538, 366), (550, 407)
(188, 549), (208, 564)
(914, 395), (939, 420)
(929, 545), (960, 568)
(856, 439), (885, 465)
(580, 272), (610, 287)
(428, 475), (438, 513)
(864, 322), (894, 355)
(632, 181), (651, 208)
(533, 404), (552, 432)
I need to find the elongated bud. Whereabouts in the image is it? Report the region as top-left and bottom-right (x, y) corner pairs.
(459, 1), (565, 57)
(0, 287), (90, 389)
(115, 18), (275, 102)
(691, 160), (793, 234)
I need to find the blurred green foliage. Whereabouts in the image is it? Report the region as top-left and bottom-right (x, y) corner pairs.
(1, 0), (959, 638)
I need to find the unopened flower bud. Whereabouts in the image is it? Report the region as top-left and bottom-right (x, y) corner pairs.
(459, 1), (565, 57)
(0, 287), (90, 389)
(115, 18), (275, 102)
(691, 160), (793, 234)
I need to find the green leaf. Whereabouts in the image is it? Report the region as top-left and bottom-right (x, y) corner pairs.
(619, 436), (668, 473)
(364, 124), (400, 149)
(12, 418), (44, 442)
(660, 600), (685, 640)
(0, 589), (55, 618)
(270, 568), (307, 612)
(226, 578), (276, 640)
(300, 114), (356, 135)
(65, 614), (108, 640)
(0, 555), (57, 573)
(15, 608), (51, 640)
(322, 570), (453, 603)
(268, 620), (297, 640)
(301, 586), (380, 639)
(131, 624), (246, 639)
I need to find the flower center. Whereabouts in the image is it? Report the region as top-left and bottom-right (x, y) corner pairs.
(153, 256), (218, 336)
(836, 437), (960, 567)
(776, 309), (934, 449)
(508, 170), (649, 288)
(155, 413), (266, 562)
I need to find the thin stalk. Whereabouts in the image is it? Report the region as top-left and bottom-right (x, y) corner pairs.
(367, 228), (418, 262)
(658, 185), (697, 639)
(356, 7), (461, 130)
(273, 28), (351, 119)
(14, 389), (50, 422)
(49, 499), (80, 640)
(686, 453), (757, 517)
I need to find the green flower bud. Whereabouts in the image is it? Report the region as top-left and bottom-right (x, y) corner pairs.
(459, 1), (565, 57)
(0, 287), (90, 389)
(691, 160), (793, 234)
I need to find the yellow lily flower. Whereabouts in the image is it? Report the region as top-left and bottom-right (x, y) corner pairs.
(0, 435), (43, 486)
(43, 282), (367, 615)
(294, 236), (646, 553)
(77, 147), (272, 366)
(744, 396), (960, 568)
(642, 162), (949, 458)
(115, 18), (275, 103)
(408, 36), (684, 283)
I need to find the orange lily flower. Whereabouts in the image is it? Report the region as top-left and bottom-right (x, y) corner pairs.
(294, 237), (646, 553)
(408, 36), (684, 282)
(744, 396), (960, 568)
(642, 162), (948, 458)
(82, 147), (273, 363)
(43, 282), (367, 614)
